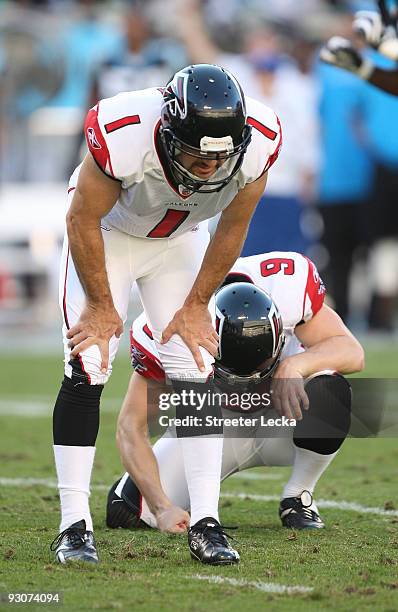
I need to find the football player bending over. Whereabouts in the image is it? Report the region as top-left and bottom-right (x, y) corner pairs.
(51, 64), (282, 564)
(107, 251), (364, 565)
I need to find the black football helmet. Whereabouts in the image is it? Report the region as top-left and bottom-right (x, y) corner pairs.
(160, 64), (252, 193)
(215, 282), (285, 386)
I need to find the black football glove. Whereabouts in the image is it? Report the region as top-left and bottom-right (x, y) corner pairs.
(354, 10), (398, 60)
(319, 36), (374, 79)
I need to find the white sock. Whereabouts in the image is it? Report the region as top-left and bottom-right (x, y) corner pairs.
(282, 446), (338, 501)
(181, 435), (223, 526)
(53, 445), (96, 532)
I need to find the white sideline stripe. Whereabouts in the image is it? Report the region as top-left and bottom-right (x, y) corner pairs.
(189, 575), (313, 595)
(0, 398), (120, 416)
(221, 492), (398, 517)
(0, 477), (108, 491)
(1, 477), (397, 518)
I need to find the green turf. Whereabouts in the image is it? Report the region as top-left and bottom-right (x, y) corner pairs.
(0, 343), (397, 611)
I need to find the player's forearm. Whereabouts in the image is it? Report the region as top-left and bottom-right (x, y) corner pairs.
(368, 67), (398, 95)
(176, 0), (218, 64)
(184, 218), (248, 306)
(66, 208), (114, 307)
(116, 424), (172, 515)
(284, 336), (365, 378)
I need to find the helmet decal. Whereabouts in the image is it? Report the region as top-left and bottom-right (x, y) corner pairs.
(200, 135), (234, 154)
(215, 307), (226, 360)
(164, 71), (189, 120)
(270, 306), (283, 358)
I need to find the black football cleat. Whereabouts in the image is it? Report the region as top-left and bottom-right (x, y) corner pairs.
(188, 517), (240, 565)
(50, 520), (99, 563)
(279, 490), (325, 530)
(106, 478), (146, 529)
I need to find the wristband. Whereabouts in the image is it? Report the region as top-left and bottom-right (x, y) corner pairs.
(357, 58), (375, 80)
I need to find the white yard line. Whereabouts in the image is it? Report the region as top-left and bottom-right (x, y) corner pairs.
(0, 477), (397, 518)
(221, 492), (398, 517)
(231, 472), (282, 481)
(0, 398), (120, 416)
(188, 574), (313, 594)
(0, 477), (108, 491)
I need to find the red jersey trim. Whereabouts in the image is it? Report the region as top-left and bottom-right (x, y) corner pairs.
(84, 103), (116, 178)
(63, 251), (92, 385)
(130, 328), (165, 383)
(263, 115), (283, 173)
(143, 323), (153, 339)
(302, 256), (326, 320)
(247, 115), (282, 178)
(77, 355), (92, 385)
(225, 271), (255, 285)
(62, 248), (70, 329)
(105, 115), (141, 134)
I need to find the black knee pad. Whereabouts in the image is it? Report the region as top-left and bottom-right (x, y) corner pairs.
(294, 372), (352, 455)
(120, 476), (142, 515)
(53, 376), (103, 445)
(171, 380), (223, 437)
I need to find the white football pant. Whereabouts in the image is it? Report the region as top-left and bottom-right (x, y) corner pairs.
(59, 219), (214, 384)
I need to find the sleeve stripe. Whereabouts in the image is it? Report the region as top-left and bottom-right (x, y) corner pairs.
(105, 114), (141, 134)
(92, 155), (121, 182)
(84, 103), (116, 178)
(247, 116), (277, 140)
(263, 115), (283, 173)
(302, 256), (325, 319)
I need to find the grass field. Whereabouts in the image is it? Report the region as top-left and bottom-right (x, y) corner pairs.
(0, 342), (397, 611)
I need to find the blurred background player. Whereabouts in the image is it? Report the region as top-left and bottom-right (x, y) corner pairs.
(106, 250), (364, 565)
(320, 2), (398, 331)
(320, 2), (398, 96)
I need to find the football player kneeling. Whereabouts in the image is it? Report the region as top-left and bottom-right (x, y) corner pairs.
(107, 251), (364, 565)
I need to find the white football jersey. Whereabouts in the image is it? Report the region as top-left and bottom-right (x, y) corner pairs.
(130, 251), (326, 381)
(69, 87), (282, 239)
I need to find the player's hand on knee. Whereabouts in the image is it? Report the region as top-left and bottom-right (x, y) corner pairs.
(66, 303), (123, 373)
(271, 361), (309, 421)
(161, 304), (219, 372)
(155, 504), (190, 534)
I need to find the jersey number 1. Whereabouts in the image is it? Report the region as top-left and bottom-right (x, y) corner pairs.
(147, 210), (190, 238)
